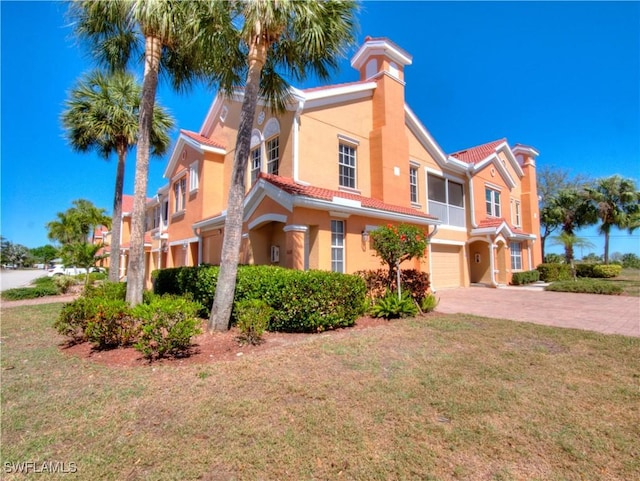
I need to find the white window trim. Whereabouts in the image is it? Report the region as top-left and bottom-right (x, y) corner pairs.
(173, 176), (187, 215)
(410, 163), (420, 206)
(331, 219), (345, 274)
(338, 142), (357, 191)
(510, 242), (523, 271)
(485, 186), (501, 218)
(426, 173), (466, 227)
(189, 161), (199, 193)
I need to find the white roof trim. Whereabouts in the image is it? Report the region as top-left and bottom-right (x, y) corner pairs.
(351, 38), (413, 71)
(163, 133), (225, 179)
(303, 82), (376, 110)
(472, 154), (517, 189)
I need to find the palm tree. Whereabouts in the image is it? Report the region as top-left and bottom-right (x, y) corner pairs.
(47, 199), (111, 246)
(61, 69), (174, 282)
(545, 188), (597, 264)
(584, 175), (640, 264)
(208, 0), (359, 331)
(68, 0), (232, 305)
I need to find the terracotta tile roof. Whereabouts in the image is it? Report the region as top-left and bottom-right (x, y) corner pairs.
(477, 217), (528, 235)
(181, 129), (226, 150)
(449, 138), (507, 164)
(121, 195), (155, 215)
(259, 173), (437, 220)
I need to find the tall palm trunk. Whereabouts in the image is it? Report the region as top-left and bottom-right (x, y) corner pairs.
(209, 39), (268, 332)
(126, 35), (161, 306)
(109, 143), (126, 283)
(603, 228), (610, 264)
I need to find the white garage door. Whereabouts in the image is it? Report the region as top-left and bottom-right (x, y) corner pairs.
(431, 244), (463, 288)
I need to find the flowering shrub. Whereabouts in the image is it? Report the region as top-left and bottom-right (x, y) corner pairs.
(369, 223), (428, 277)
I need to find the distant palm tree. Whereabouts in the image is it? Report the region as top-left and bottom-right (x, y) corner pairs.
(68, 0), (232, 305)
(584, 175), (640, 264)
(47, 199), (111, 246)
(61, 70), (174, 282)
(546, 188), (597, 264)
(208, 0), (359, 332)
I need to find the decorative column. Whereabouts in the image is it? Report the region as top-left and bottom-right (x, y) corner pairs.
(283, 225), (309, 270)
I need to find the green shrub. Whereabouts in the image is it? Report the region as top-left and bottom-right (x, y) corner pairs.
(83, 281), (126, 300)
(510, 270), (540, 285)
(545, 279), (623, 295)
(84, 299), (138, 349)
(235, 299), (272, 345)
(33, 276), (56, 288)
(575, 263), (595, 278)
(537, 263), (572, 282)
(1, 285), (59, 301)
(592, 264), (622, 278)
(54, 297), (100, 343)
(53, 275), (77, 294)
(155, 265), (366, 333)
(621, 253), (640, 269)
(420, 293), (439, 313)
(133, 296), (203, 360)
(370, 290), (418, 319)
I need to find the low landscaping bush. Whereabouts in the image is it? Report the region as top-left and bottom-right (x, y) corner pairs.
(53, 275), (77, 294)
(370, 290), (418, 319)
(54, 297), (100, 343)
(84, 299), (138, 349)
(133, 295), (203, 360)
(234, 299), (272, 345)
(420, 293), (439, 313)
(545, 279), (623, 295)
(154, 265), (366, 333)
(510, 270), (540, 285)
(355, 268), (430, 303)
(537, 263), (572, 282)
(575, 263), (622, 279)
(55, 292), (203, 358)
(83, 281), (126, 300)
(1, 285), (59, 301)
(592, 264), (622, 278)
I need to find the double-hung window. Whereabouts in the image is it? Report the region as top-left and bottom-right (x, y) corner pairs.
(331, 220), (345, 273)
(250, 147), (262, 185)
(410, 165), (419, 204)
(266, 136), (279, 175)
(338, 143), (356, 189)
(510, 242), (522, 270)
(485, 188), (501, 217)
(427, 175), (465, 227)
(173, 177), (186, 213)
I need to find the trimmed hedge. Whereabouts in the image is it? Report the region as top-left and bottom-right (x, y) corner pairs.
(510, 270), (540, 285)
(545, 279), (623, 295)
(537, 263), (572, 282)
(1, 286), (59, 301)
(153, 265), (366, 333)
(576, 263), (622, 279)
(354, 268), (430, 302)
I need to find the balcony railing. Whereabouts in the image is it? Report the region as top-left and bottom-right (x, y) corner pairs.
(428, 200), (466, 228)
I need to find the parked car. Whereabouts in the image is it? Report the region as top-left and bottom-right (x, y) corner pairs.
(47, 266), (105, 277)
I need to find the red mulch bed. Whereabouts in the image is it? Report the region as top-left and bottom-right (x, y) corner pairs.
(60, 316), (392, 368)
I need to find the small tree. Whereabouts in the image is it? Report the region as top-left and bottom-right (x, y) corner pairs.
(551, 232), (595, 280)
(370, 224), (428, 298)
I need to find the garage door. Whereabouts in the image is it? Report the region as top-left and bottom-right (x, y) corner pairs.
(431, 244), (463, 288)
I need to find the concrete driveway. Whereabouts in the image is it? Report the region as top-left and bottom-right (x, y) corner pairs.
(0, 269), (47, 291)
(436, 286), (640, 337)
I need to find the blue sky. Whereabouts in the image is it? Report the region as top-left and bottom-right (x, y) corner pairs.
(1, 1), (639, 258)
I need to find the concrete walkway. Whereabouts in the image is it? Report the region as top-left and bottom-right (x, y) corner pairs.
(436, 286), (640, 337)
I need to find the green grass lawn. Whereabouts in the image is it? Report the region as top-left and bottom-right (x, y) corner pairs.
(610, 268), (640, 296)
(1, 303), (639, 480)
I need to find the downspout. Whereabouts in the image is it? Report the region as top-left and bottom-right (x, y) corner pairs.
(466, 169), (478, 228)
(488, 236), (498, 287)
(426, 224), (439, 292)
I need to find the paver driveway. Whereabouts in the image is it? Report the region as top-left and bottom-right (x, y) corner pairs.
(436, 286), (640, 337)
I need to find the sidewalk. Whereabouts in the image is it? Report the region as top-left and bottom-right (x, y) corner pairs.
(436, 286), (640, 337)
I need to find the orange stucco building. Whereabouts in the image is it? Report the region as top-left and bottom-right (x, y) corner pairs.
(112, 37), (542, 290)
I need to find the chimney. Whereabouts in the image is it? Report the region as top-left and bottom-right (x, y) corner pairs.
(350, 37), (413, 203)
(512, 144), (542, 267)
